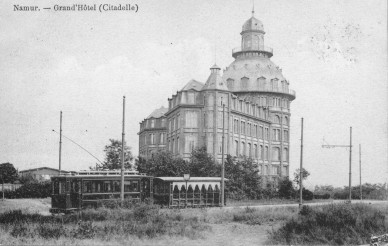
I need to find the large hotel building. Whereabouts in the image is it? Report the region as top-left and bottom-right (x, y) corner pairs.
(138, 12), (296, 184)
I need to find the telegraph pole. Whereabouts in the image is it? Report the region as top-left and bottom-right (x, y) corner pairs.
(299, 118), (304, 208)
(359, 144), (362, 200)
(221, 103), (225, 207)
(322, 126), (352, 203)
(349, 127), (352, 202)
(121, 96), (126, 202)
(59, 111), (62, 175)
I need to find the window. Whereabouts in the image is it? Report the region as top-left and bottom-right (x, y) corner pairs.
(151, 119), (155, 128)
(176, 115), (180, 129)
(150, 133), (155, 144)
(260, 145), (263, 160)
(272, 147), (280, 161)
(265, 146), (268, 160)
(241, 142), (246, 156)
(172, 138), (175, 153)
(248, 143), (252, 157)
(283, 148), (289, 161)
(176, 137), (179, 153)
(185, 135), (197, 153)
(257, 77), (266, 90)
(234, 119), (239, 133)
(187, 92), (195, 104)
(272, 129), (280, 141)
(160, 133), (165, 144)
(273, 115), (280, 124)
(284, 116), (288, 126)
(241, 77), (249, 89)
(253, 124), (257, 138)
(234, 140), (239, 156)
(241, 121), (245, 134)
(284, 130), (289, 141)
(259, 126), (264, 138)
(254, 144), (258, 158)
(171, 117), (175, 131)
(227, 78), (234, 89)
(186, 111), (198, 128)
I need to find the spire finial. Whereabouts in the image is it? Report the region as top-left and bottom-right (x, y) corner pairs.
(252, 0), (255, 16)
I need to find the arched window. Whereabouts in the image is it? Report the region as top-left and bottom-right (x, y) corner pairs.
(254, 144), (258, 158)
(260, 145), (264, 160)
(265, 146), (269, 160)
(284, 116), (288, 126)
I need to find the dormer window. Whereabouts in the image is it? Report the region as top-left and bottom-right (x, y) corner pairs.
(241, 77), (249, 89)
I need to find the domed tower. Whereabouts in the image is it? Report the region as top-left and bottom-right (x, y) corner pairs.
(223, 11), (296, 183)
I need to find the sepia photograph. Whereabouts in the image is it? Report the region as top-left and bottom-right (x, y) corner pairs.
(0, 0), (387, 245)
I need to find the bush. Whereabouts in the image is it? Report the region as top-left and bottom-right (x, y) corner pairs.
(4, 181), (51, 199)
(302, 188), (314, 201)
(269, 204), (387, 245)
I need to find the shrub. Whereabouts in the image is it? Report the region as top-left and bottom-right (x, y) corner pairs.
(71, 221), (97, 239)
(4, 181), (51, 199)
(269, 204), (387, 245)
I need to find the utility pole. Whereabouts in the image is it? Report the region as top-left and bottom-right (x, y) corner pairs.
(121, 96), (126, 203)
(221, 103), (225, 207)
(359, 144), (362, 200)
(299, 118), (304, 208)
(59, 111), (62, 175)
(322, 126), (352, 203)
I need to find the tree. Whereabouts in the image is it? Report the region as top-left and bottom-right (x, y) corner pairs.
(98, 139), (133, 170)
(224, 156), (262, 200)
(0, 163), (18, 184)
(293, 168), (310, 187)
(188, 147), (220, 177)
(135, 150), (189, 177)
(278, 178), (295, 199)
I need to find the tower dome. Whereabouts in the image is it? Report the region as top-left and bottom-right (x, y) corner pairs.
(242, 16), (264, 34)
(223, 12), (295, 101)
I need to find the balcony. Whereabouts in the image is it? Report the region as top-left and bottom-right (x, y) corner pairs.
(232, 46), (273, 58)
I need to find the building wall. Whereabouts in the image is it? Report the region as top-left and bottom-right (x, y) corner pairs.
(138, 116), (167, 158)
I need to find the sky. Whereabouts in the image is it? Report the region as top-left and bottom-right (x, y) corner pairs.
(0, 0), (387, 188)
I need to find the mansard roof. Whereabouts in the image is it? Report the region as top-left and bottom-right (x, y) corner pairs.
(147, 106), (168, 119)
(181, 79), (204, 91)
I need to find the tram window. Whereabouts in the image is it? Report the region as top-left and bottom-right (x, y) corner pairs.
(113, 181), (120, 192)
(124, 181), (138, 192)
(53, 181), (59, 194)
(83, 181), (92, 193)
(103, 181), (112, 192)
(59, 181), (66, 194)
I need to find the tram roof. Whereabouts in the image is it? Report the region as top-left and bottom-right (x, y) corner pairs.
(155, 177), (228, 182)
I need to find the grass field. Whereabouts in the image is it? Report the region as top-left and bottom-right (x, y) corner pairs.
(0, 198), (386, 246)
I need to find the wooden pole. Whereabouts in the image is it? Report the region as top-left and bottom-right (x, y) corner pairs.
(349, 127), (352, 203)
(299, 118), (303, 208)
(121, 96), (126, 202)
(359, 144), (362, 200)
(59, 111), (62, 175)
(221, 103), (225, 207)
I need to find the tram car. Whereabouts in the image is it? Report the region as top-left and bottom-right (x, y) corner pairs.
(153, 177), (226, 208)
(50, 170), (226, 213)
(50, 170), (153, 214)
